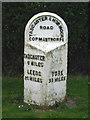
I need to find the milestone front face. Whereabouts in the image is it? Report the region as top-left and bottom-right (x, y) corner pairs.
(24, 12), (68, 106)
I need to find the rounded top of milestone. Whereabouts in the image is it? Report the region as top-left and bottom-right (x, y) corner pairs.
(25, 12), (68, 53)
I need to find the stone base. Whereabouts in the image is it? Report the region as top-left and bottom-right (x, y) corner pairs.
(24, 95), (67, 108)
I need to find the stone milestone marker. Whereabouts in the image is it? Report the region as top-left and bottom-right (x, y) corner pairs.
(24, 12), (68, 106)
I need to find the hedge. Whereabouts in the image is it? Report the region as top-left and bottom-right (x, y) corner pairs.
(2, 2), (88, 76)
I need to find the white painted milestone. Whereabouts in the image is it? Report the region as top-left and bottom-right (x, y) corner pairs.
(24, 12), (68, 106)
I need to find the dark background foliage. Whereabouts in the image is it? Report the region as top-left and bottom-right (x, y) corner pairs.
(2, 2), (88, 77)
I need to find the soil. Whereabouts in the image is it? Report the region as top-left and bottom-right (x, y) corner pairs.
(65, 98), (76, 108)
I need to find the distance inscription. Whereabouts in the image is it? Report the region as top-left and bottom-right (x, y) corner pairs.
(24, 54), (44, 83)
(24, 54), (45, 67)
(24, 54), (66, 83)
(25, 76), (42, 83)
(25, 69), (42, 83)
(27, 61), (44, 67)
(49, 70), (66, 83)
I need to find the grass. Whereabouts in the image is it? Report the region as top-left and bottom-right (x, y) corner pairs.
(2, 75), (88, 118)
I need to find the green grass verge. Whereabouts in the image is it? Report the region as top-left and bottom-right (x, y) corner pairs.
(2, 75), (88, 118)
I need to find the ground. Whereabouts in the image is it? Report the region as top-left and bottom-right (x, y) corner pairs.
(2, 75), (88, 118)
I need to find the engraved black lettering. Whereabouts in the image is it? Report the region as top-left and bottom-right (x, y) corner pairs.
(50, 26), (53, 30)
(43, 26), (46, 29)
(33, 70), (35, 76)
(61, 70), (63, 75)
(56, 21), (60, 26)
(29, 36), (31, 41)
(39, 37), (42, 41)
(52, 78), (53, 82)
(55, 78), (58, 82)
(27, 61), (30, 65)
(49, 17), (51, 21)
(61, 77), (63, 81)
(27, 69), (29, 74)
(40, 26), (53, 30)
(47, 26), (49, 29)
(55, 71), (57, 76)
(32, 37), (35, 41)
(58, 70), (60, 76)
(52, 18), (56, 22)
(64, 76), (66, 80)
(30, 76), (32, 81)
(30, 70), (32, 75)
(49, 79), (51, 83)
(34, 20), (39, 25)
(40, 56), (45, 61)
(52, 72), (54, 77)
(39, 71), (41, 76)
(37, 78), (39, 82)
(40, 78), (42, 83)
(25, 76), (29, 80)
(40, 26), (42, 29)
